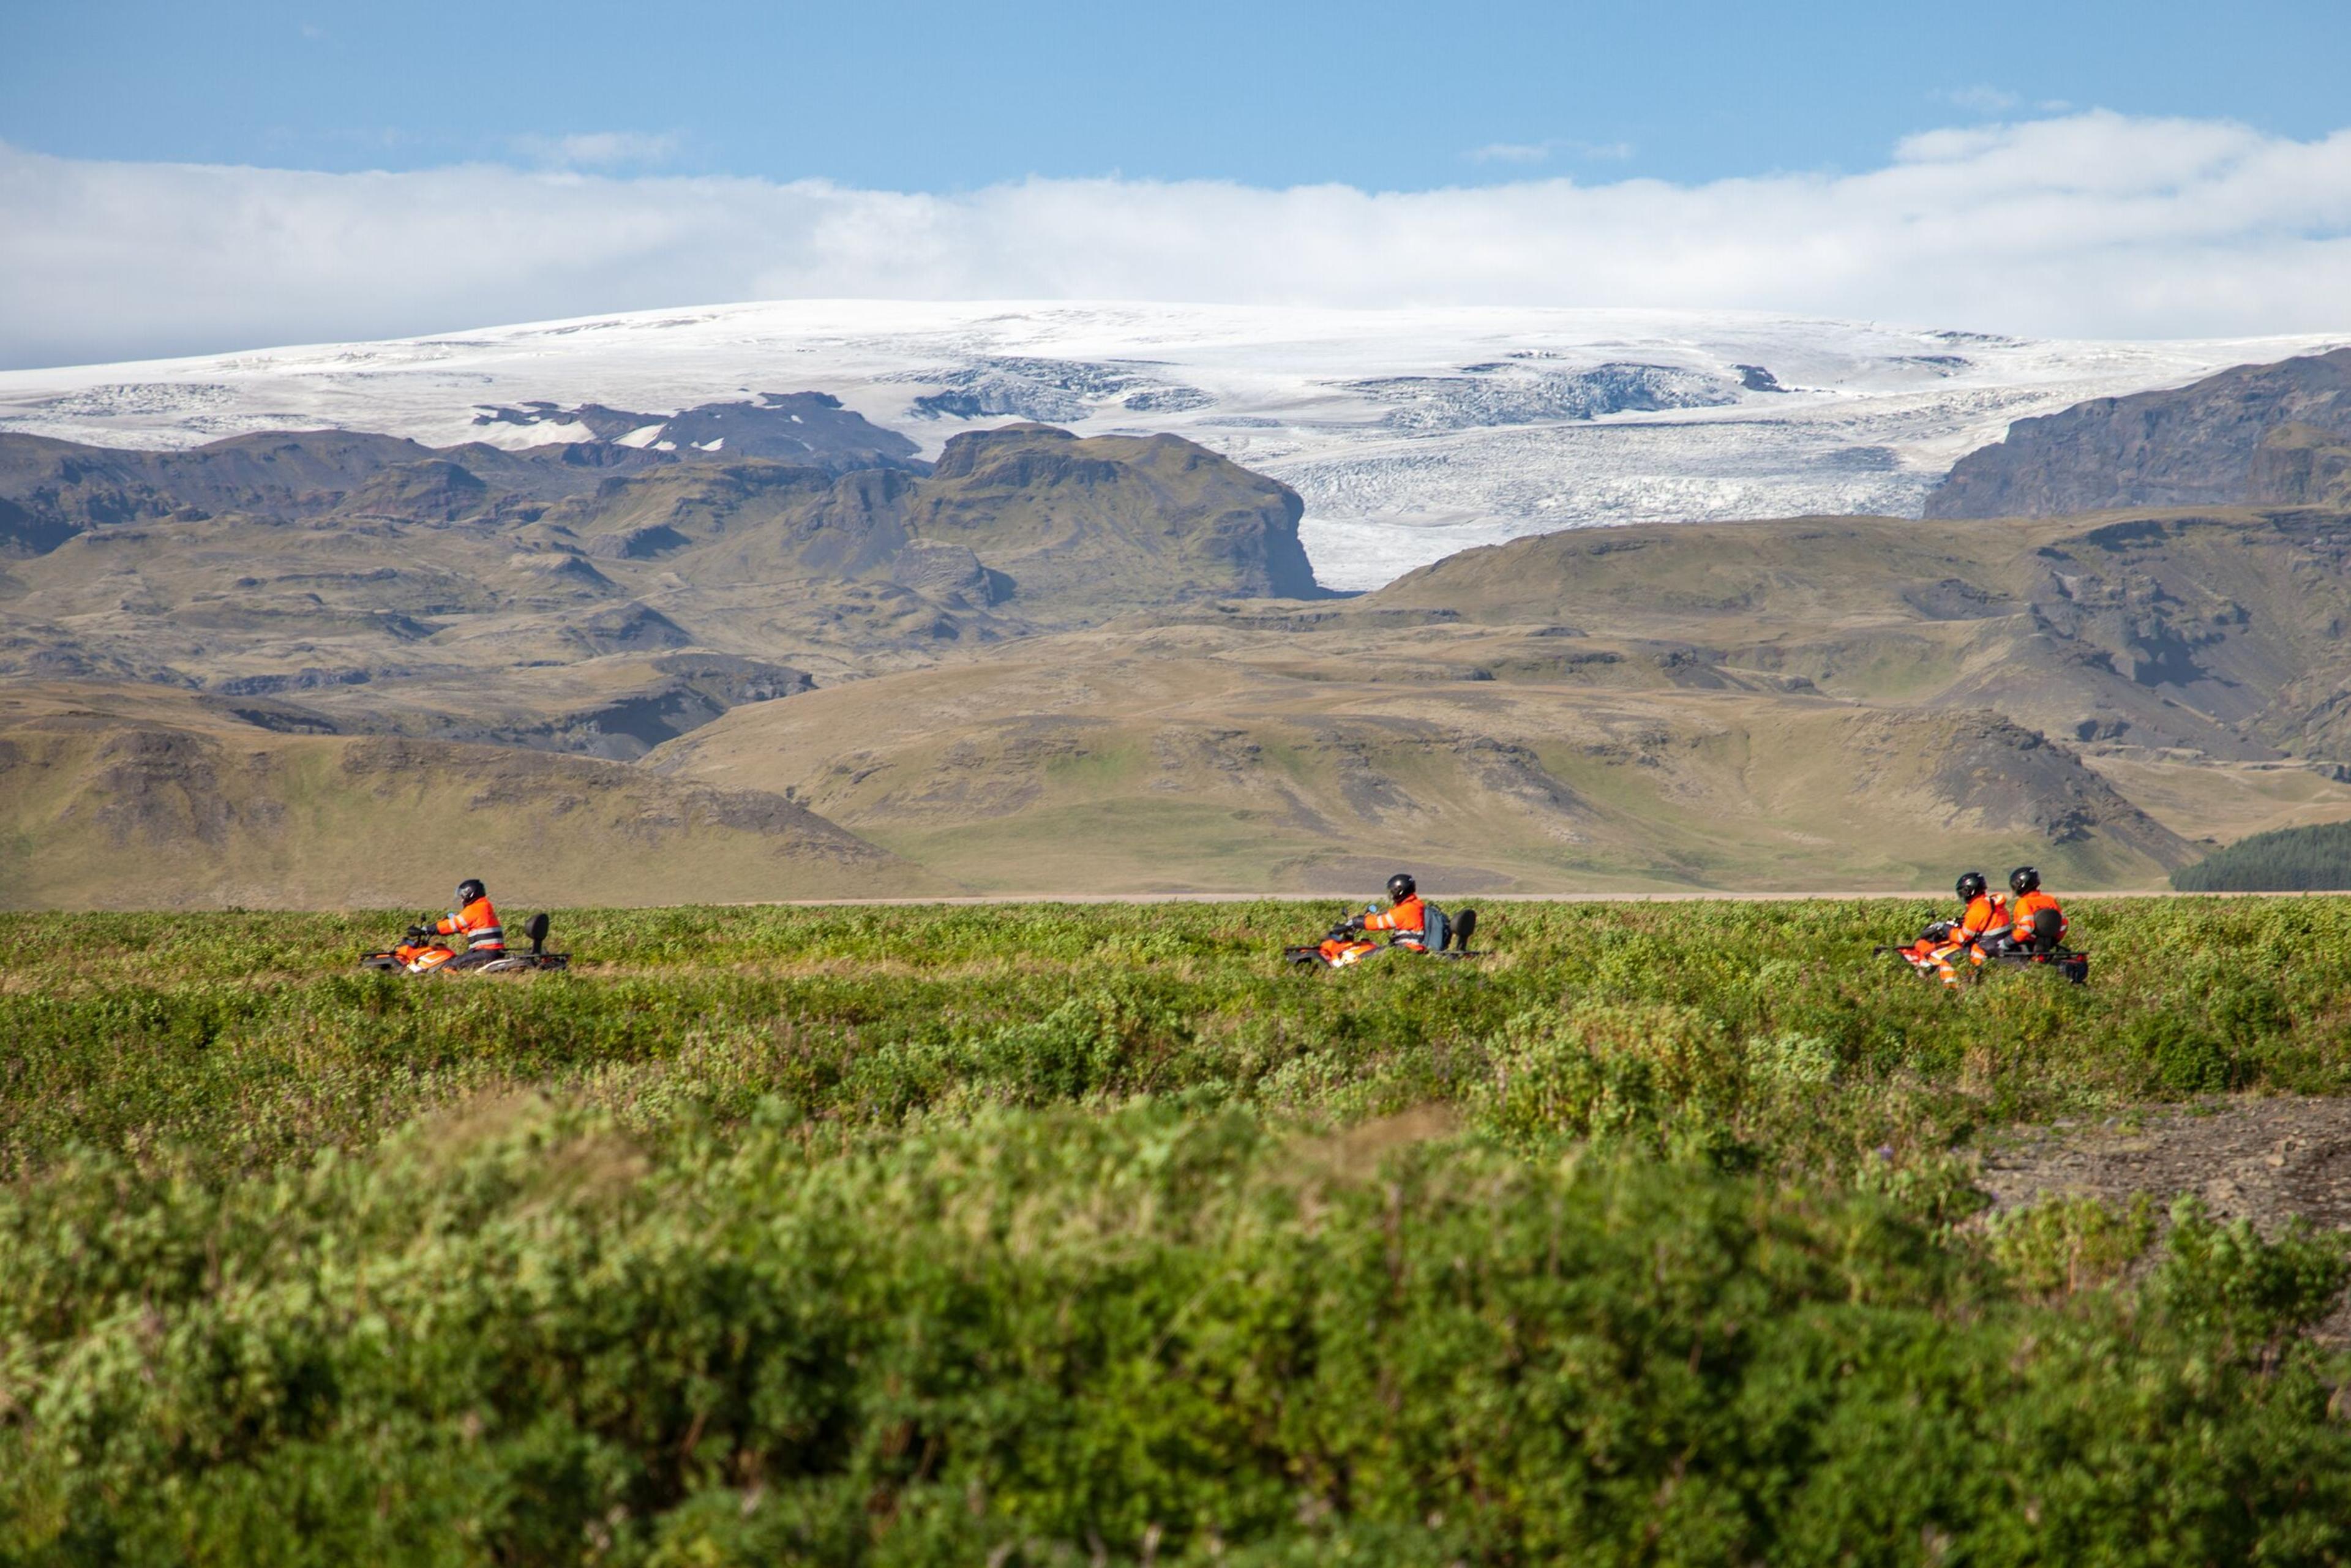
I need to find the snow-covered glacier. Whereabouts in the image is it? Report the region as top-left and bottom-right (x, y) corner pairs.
(1, 300), (2341, 589)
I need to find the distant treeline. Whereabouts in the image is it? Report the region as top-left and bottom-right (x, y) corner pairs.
(2172, 820), (2351, 891)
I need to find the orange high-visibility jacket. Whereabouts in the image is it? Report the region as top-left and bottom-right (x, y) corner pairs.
(2011, 890), (2068, 947)
(1951, 893), (2006, 945)
(436, 895), (504, 951)
(1362, 894), (1428, 947)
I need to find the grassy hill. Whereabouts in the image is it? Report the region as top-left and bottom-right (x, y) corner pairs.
(648, 619), (2194, 893)
(24, 491), (2351, 900)
(642, 495), (2351, 894)
(1365, 505), (2351, 763)
(0, 683), (946, 908)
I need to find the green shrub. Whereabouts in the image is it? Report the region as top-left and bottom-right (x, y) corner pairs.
(7, 896), (2351, 1190)
(1988, 1193), (2158, 1299)
(2152, 1197), (2351, 1346)
(4, 1103), (2349, 1565)
(7, 901), (2351, 1560)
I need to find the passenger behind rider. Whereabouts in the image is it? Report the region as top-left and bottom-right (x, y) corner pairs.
(408, 877), (505, 971)
(1997, 865), (2068, 955)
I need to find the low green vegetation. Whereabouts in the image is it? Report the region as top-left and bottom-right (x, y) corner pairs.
(5, 896), (2351, 1564)
(2173, 819), (2351, 891)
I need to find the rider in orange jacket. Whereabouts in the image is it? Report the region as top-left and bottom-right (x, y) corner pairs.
(2002, 866), (2068, 952)
(1316, 872), (1430, 966)
(1904, 871), (2007, 989)
(396, 878), (505, 972)
(1358, 872), (1430, 950)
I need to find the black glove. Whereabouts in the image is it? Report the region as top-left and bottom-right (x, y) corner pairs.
(406, 923), (430, 942)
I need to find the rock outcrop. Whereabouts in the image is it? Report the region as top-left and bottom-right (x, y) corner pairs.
(1925, 348), (2351, 519)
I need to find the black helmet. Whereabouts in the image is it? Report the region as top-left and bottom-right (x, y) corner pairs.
(2009, 866), (2041, 896)
(456, 877), (487, 905)
(1385, 872), (1417, 904)
(1955, 871), (1988, 902)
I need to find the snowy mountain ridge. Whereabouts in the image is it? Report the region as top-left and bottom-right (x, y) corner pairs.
(1, 300), (2341, 589)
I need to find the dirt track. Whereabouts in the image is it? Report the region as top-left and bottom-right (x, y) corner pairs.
(1980, 1095), (2351, 1235)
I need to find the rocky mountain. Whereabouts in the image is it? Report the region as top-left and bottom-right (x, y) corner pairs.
(467, 391), (923, 468)
(540, 422), (1321, 611)
(1926, 348), (2351, 519)
(0, 418), (1316, 771)
(9, 301), (2344, 591)
(15, 343), (2351, 904)
(0, 393), (921, 557)
(1370, 504), (2351, 767)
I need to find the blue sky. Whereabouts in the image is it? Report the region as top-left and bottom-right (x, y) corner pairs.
(6, 0), (2349, 190)
(5, 1), (2351, 366)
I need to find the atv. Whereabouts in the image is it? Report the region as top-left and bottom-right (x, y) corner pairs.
(361, 911), (571, 975)
(1875, 908), (2088, 986)
(1286, 903), (1480, 970)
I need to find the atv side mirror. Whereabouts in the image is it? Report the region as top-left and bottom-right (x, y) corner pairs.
(527, 912), (550, 955)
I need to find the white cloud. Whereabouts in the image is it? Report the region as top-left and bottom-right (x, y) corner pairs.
(1465, 139), (1632, 165)
(4, 110), (2351, 368)
(512, 130), (686, 170)
(1466, 141), (1553, 165)
(1936, 84), (2021, 114)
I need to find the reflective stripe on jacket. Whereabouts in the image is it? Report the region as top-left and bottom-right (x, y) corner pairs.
(1362, 895), (1427, 947)
(436, 896), (504, 950)
(1955, 893), (2008, 945)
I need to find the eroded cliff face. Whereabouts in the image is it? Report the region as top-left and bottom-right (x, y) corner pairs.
(0, 416), (1322, 763)
(1926, 347), (2351, 519)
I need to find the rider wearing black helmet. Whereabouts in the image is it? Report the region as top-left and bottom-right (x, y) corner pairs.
(2005, 865), (2068, 953)
(1915, 869), (2009, 988)
(428, 876), (506, 969)
(1349, 871), (1430, 950)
